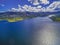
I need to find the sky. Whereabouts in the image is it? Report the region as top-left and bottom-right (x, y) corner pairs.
(0, 0), (60, 12)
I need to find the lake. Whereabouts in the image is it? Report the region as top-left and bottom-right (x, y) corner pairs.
(0, 17), (60, 45)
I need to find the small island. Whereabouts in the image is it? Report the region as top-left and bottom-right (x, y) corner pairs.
(49, 15), (60, 21)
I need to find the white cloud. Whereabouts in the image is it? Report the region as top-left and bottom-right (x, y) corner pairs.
(46, 1), (60, 11)
(33, 0), (40, 5)
(37, 6), (42, 8)
(40, 0), (49, 4)
(28, 0), (31, 2)
(9, 1), (60, 12)
(0, 4), (5, 7)
(28, 0), (50, 5)
(28, 0), (40, 5)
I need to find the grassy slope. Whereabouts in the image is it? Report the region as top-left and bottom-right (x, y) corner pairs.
(0, 17), (24, 22)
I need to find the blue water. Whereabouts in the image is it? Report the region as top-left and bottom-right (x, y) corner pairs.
(0, 17), (60, 45)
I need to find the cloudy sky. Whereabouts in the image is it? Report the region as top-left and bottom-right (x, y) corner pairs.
(0, 0), (60, 12)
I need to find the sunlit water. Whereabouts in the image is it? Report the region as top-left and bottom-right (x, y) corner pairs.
(0, 17), (60, 45)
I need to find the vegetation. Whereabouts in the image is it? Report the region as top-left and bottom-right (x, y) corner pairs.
(0, 16), (36, 22)
(55, 18), (60, 21)
(50, 15), (60, 21)
(0, 17), (23, 22)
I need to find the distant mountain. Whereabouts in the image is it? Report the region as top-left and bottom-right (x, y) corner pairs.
(0, 11), (60, 17)
(0, 11), (60, 22)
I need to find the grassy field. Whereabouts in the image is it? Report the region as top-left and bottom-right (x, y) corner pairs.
(55, 18), (60, 21)
(0, 17), (24, 22)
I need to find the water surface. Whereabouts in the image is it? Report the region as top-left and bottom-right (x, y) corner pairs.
(0, 17), (60, 45)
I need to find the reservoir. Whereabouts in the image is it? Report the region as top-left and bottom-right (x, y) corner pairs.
(0, 17), (60, 45)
